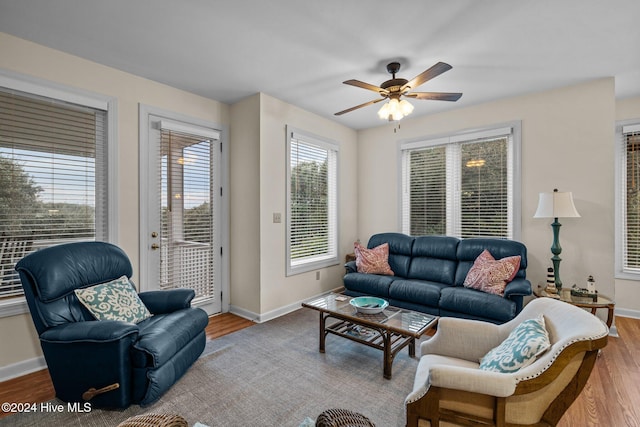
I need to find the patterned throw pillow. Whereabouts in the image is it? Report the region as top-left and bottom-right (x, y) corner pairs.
(74, 275), (152, 324)
(479, 315), (550, 373)
(354, 242), (394, 275)
(463, 249), (521, 296)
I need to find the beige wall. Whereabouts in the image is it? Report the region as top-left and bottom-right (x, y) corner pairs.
(356, 78), (619, 317)
(229, 94), (261, 314)
(0, 33), (230, 371)
(229, 93), (358, 319)
(615, 95), (640, 316)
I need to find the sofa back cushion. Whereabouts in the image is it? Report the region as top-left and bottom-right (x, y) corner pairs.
(368, 233), (413, 277)
(455, 238), (528, 286)
(407, 236), (460, 284)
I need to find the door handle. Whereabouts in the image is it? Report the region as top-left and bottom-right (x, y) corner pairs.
(151, 243), (160, 250)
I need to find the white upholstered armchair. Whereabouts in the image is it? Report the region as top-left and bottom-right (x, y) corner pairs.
(405, 297), (609, 427)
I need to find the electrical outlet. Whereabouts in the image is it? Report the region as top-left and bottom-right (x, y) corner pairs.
(316, 271), (320, 280)
(273, 212), (281, 223)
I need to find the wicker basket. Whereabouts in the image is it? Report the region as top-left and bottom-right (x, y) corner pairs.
(316, 408), (375, 427)
(116, 413), (189, 427)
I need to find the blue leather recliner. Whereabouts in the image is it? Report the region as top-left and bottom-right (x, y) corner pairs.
(16, 241), (209, 408)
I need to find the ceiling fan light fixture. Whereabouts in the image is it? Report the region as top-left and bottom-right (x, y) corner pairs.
(399, 99), (414, 116)
(377, 101), (390, 120)
(377, 98), (414, 121)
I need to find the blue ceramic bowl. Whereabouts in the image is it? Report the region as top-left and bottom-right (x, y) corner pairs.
(349, 296), (389, 314)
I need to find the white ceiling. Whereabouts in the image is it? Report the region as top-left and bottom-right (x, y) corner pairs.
(1, 0), (639, 130)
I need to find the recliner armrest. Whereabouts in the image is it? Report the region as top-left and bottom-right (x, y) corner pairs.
(40, 321), (138, 343)
(138, 289), (195, 314)
(503, 278), (532, 298)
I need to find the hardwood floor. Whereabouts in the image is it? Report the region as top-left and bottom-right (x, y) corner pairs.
(1, 314), (639, 426)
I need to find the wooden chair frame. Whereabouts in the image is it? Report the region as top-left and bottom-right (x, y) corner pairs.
(406, 335), (608, 427)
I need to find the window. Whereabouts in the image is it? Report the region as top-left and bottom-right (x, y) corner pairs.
(616, 120), (640, 278)
(400, 124), (521, 239)
(286, 126), (339, 275)
(0, 77), (114, 315)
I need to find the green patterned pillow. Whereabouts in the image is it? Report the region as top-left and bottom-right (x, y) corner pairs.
(74, 275), (152, 324)
(479, 315), (550, 373)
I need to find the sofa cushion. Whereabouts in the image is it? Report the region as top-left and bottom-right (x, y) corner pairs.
(131, 307), (209, 368)
(408, 236), (459, 283)
(354, 242), (394, 275)
(389, 279), (445, 308)
(368, 233), (413, 277)
(74, 276), (152, 324)
(343, 272), (395, 298)
(463, 249), (521, 296)
(440, 287), (516, 323)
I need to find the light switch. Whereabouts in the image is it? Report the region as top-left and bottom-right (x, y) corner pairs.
(273, 212), (282, 223)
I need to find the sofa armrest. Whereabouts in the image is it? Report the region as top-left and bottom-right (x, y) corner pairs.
(40, 321), (139, 343)
(138, 289), (195, 314)
(345, 260), (357, 274)
(503, 278), (532, 298)
(420, 317), (508, 362)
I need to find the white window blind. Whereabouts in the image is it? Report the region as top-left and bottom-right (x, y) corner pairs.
(401, 126), (516, 239)
(0, 88), (108, 299)
(286, 127), (338, 275)
(620, 123), (640, 274)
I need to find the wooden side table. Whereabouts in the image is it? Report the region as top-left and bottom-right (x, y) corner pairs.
(541, 288), (615, 328)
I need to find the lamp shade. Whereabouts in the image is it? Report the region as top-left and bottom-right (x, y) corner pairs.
(533, 190), (581, 218)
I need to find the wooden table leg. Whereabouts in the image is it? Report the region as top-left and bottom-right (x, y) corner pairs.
(319, 312), (326, 353)
(606, 304), (615, 329)
(408, 337), (416, 358)
(383, 332), (392, 379)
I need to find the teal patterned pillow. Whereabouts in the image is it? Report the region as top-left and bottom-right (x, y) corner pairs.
(479, 315), (550, 373)
(74, 275), (152, 324)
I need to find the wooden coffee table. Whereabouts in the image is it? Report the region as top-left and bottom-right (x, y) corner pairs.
(302, 293), (438, 379)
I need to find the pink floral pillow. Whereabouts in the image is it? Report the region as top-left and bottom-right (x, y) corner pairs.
(463, 249), (521, 296)
(354, 242), (394, 275)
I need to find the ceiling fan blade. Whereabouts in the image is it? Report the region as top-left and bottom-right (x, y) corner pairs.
(405, 92), (463, 102)
(343, 79), (389, 95)
(401, 62), (453, 92)
(334, 97), (387, 116)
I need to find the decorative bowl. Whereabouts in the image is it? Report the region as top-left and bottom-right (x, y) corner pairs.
(349, 296), (389, 314)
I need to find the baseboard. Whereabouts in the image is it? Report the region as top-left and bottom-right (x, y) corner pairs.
(229, 286), (344, 324)
(0, 355), (47, 383)
(615, 307), (640, 320)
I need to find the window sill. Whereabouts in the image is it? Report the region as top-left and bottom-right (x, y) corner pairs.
(0, 297), (29, 318)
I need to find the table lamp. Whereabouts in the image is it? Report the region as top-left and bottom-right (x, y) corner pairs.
(533, 189), (581, 289)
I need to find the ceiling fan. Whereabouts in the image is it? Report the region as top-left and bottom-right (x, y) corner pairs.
(335, 61), (462, 121)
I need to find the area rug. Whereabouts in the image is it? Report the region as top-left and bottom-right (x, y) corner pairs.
(1, 308), (421, 426)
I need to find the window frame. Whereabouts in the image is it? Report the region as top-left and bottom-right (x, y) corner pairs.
(0, 69), (117, 318)
(285, 126), (339, 276)
(615, 118), (640, 280)
(397, 122), (522, 240)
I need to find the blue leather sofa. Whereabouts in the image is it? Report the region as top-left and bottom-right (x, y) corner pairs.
(16, 241), (209, 408)
(343, 233), (532, 324)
